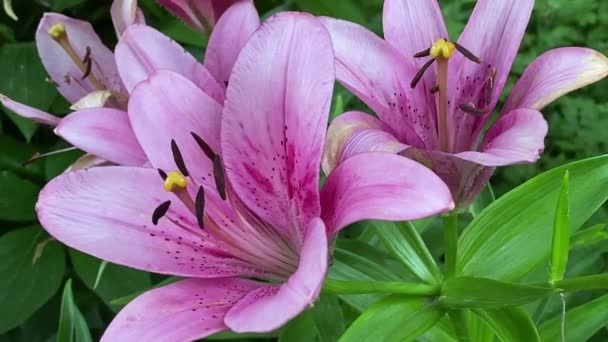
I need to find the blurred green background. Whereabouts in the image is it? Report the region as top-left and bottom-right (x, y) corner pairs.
(0, 0), (606, 340)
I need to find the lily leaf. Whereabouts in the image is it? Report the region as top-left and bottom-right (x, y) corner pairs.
(471, 307), (540, 342)
(57, 279), (92, 342)
(550, 171), (571, 283)
(539, 294), (608, 341)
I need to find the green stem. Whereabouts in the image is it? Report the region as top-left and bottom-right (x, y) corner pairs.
(444, 214), (459, 278)
(553, 273), (608, 292)
(323, 279), (440, 296)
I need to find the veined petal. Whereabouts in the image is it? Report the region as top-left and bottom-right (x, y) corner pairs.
(322, 111), (409, 174)
(36, 13), (126, 104)
(448, 0), (534, 152)
(0, 94), (60, 126)
(115, 24), (224, 103)
(225, 218), (327, 333)
(102, 278), (262, 342)
(453, 109), (548, 166)
(319, 17), (436, 149)
(503, 47), (608, 113)
(54, 108), (147, 166)
(204, 0), (259, 86)
(128, 70), (222, 186)
(37, 167), (263, 277)
(222, 13), (334, 233)
(110, 0), (145, 38)
(383, 0), (448, 70)
(321, 153), (453, 235)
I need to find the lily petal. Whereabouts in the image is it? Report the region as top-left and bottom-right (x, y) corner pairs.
(37, 166), (263, 277)
(102, 278), (262, 342)
(222, 13), (333, 232)
(453, 108), (548, 166)
(36, 13), (126, 104)
(319, 17), (436, 149)
(69, 90), (113, 110)
(204, 0), (259, 86)
(383, 0), (448, 70)
(321, 152), (454, 235)
(158, 0), (242, 32)
(110, 0), (145, 38)
(0, 94), (60, 126)
(503, 47), (608, 113)
(129, 70), (222, 185)
(54, 108), (147, 166)
(225, 218), (327, 333)
(115, 24), (224, 103)
(322, 111), (409, 174)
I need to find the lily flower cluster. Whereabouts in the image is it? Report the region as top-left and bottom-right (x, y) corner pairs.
(1, 0), (606, 340)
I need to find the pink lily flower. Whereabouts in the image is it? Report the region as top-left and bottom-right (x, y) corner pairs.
(36, 13), (454, 340)
(321, 0), (608, 209)
(158, 0), (244, 32)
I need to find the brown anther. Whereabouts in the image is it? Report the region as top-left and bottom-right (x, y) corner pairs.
(157, 169), (168, 180)
(484, 67), (497, 105)
(82, 46), (91, 63)
(413, 48), (431, 58)
(195, 186), (205, 230)
(454, 42), (481, 64)
(191, 132), (215, 161)
(170, 139), (190, 177)
(152, 200), (172, 225)
(459, 103), (489, 116)
(430, 85), (439, 94)
(411, 58), (435, 89)
(213, 155), (226, 200)
(81, 58), (92, 80)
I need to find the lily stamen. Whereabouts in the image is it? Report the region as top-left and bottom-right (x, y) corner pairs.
(170, 139), (190, 177)
(459, 103), (489, 116)
(485, 67), (497, 105)
(213, 155), (227, 200)
(191, 132), (215, 161)
(454, 42), (481, 64)
(152, 200), (171, 225)
(195, 186), (205, 230)
(410, 58), (435, 89)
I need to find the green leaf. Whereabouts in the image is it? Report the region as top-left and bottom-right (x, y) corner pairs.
(466, 310), (495, 342)
(324, 279), (439, 296)
(57, 279), (92, 342)
(372, 220), (442, 284)
(0, 226), (65, 333)
(458, 155), (608, 281)
(45, 0), (86, 11)
(3, 0), (17, 20)
(0, 134), (44, 180)
(311, 293), (345, 342)
(550, 171), (571, 283)
(69, 250), (151, 312)
(0, 43), (57, 140)
(278, 311), (318, 342)
(440, 277), (557, 308)
(294, 0), (367, 25)
(471, 307), (541, 342)
(340, 296), (446, 342)
(554, 273), (608, 292)
(539, 294), (608, 342)
(93, 261), (108, 290)
(0, 171), (40, 221)
(570, 224), (608, 249)
(468, 184), (496, 218)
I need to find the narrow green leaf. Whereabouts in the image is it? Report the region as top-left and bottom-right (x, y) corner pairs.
(466, 310), (495, 342)
(324, 279), (439, 296)
(2, 0), (16, 20)
(570, 224), (607, 249)
(93, 261), (108, 290)
(311, 293), (345, 342)
(468, 184), (496, 218)
(372, 220), (442, 284)
(550, 171), (571, 283)
(471, 307), (541, 342)
(458, 155), (608, 281)
(554, 273), (608, 292)
(340, 296), (446, 342)
(539, 294), (608, 342)
(440, 277), (557, 308)
(0, 226), (65, 333)
(57, 279), (92, 342)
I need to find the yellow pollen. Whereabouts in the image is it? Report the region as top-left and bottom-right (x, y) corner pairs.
(430, 39), (455, 59)
(164, 171), (188, 192)
(47, 23), (67, 40)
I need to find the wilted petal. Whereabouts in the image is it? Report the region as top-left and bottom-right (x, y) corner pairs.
(115, 25), (224, 103)
(322, 111), (408, 174)
(102, 278), (262, 342)
(503, 47), (608, 113)
(453, 108), (548, 166)
(129, 70), (222, 186)
(222, 13), (333, 233)
(69, 90), (112, 110)
(0, 94), (60, 126)
(319, 17), (436, 149)
(54, 108), (147, 166)
(110, 0), (145, 38)
(37, 166), (264, 277)
(225, 218), (327, 332)
(321, 153), (453, 234)
(64, 154), (109, 172)
(204, 0), (259, 86)
(36, 13), (126, 104)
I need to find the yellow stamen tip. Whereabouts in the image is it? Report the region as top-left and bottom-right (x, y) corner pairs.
(430, 39), (455, 59)
(47, 23), (67, 40)
(164, 171), (188, 192)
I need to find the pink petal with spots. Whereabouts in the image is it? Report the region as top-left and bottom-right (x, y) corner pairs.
(319, 17), (436, 149)
(322, 111), (409, 174)
(115, 25), (224, 103)
(222, 13), (333, 234)
(128, 70), (222, 186)
(36, 13), (126, 104)
(55, 108), (147, 166)
(37, 166), (264, 278)
(321, 153), (453, 235)
(225, 218), (328, 332)
(0, 94), (60, 126)
(204, 0), (259, 86)
(102, 278), (263, 341)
